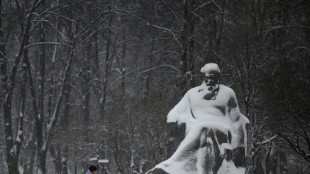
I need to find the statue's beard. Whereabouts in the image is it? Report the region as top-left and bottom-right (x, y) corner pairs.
(206, 83), (219, 91)
(203, 83), (219, 100)
(207, 85), (215, 91)
(205, 80), (218, 87)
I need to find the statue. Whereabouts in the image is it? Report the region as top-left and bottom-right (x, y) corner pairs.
(147, 63), (250, 174)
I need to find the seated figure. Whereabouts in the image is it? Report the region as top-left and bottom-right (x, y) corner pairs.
(148, 63), (250, 174)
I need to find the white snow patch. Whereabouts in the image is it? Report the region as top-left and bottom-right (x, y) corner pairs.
(218, 143), (232, 155)
(19, 111), (24, 117)
(98, 159), (109, 163)
(16, 136), (21, 143)
(18, 164), (24, 174)
(37, 169), (43, 174)
(89, 157), (98, 161)
(10, 147), (15, 154)
(16, 130), (23, 143)
(41, 142), (47, 151)
(17, 130), (23, 137)
(217, 160), (245, 174)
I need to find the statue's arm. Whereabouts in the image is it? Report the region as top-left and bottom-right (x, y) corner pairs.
(227, 90), (250, 167)
(227, 91), (241, 123)
(167, 91), (192, 125)
(166, 92), (191, 157)
(227, 90), (250, 124)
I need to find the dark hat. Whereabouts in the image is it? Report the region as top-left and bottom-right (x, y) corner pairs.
(89, 165), (97, 172)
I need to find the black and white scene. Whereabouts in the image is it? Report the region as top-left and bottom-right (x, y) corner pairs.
(0, 0), (310, 174)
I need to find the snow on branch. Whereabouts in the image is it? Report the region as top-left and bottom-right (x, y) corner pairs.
(138, 64), (179, 76)
(288, 46), (310, 56)
(107, 65), (179, 91)
(264, 25), (310, 40)
(260, 134), (278, 145)
(24, 42), (72, 49)
(146, 22), (182, 50)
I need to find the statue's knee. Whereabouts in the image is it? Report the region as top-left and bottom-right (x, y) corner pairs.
(224, 149), (233, 161)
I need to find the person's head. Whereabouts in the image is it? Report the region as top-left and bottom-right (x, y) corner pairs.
(200, 63), (220, 86)
(89, 165), (98, 174)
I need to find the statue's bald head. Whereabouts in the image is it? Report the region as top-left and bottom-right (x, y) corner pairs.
(200, 63), (221, 76)
(201, 63), (220, 86)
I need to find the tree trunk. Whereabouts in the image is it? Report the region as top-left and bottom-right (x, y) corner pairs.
(49, 146), (62, 174)
(24, 139), (36, 174)
(180, 0), (195, 92)
(1, 0), (41, 173)
(144, 35), (154, 100)
(119, 34), (126, 112)
(59, 63), (72, 174)
(61, 146), (69, 174)
(279, 150), (288, 174)
(82, 43), (91, 138)
(266, 145), (277, 174)
(100, 5), (114, 119)
(36, 21), (48, 174)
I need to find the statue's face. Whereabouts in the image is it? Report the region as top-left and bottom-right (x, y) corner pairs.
(204, 73), (219, 86)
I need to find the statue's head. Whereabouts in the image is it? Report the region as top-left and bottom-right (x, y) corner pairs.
(201, 63), (220, 86)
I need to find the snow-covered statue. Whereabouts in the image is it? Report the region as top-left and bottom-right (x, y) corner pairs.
(147, 63), (250, 174)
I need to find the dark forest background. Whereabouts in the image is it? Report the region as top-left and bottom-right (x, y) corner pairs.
(0, 0), (310, 173)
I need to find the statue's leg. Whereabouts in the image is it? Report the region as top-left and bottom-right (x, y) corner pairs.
(167, 123), (186, 158)
(210, 130), (224, 173)
(210, 129), (232, 173)
(198, 128), (214, 174)
(233, 123), (246, 167)
(233, 146), (246, 167)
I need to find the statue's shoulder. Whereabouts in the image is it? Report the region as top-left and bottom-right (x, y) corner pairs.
(219, 84), (235, 95)
(186, 86), (205, 96)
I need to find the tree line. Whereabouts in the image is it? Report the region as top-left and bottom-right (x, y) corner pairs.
(0, 0), (309, 173)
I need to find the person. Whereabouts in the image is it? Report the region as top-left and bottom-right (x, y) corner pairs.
(148, 63), (249, 174)
(86, 165), (98, 174)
